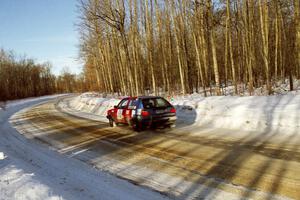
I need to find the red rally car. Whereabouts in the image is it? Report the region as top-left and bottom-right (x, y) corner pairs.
(106, 96), (176, 131)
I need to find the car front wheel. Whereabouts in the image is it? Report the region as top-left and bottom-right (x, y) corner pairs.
(109, 118), (117, 127)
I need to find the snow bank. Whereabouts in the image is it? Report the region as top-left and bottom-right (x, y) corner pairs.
(61, 93), (300, 134)
(191, 79), (300, 96)
(172, 94), (300, 133)
(1, 94), (66, 109)
(68, 93), (120, 117)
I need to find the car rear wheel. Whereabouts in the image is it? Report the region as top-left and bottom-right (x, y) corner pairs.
(166, 123), (176, 128)
(131, 121), (141, 132)
(133, 124), (141, 132)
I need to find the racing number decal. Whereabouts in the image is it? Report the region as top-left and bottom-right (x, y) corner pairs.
(131, 110), (136, 117)
(117, 109), (123, 119)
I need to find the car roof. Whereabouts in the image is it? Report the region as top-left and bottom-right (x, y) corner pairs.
(136, 96), (162, 99)
(122, 96), (163, 100)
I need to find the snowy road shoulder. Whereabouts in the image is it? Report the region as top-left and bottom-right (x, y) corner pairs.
(0, 95), (169, 200)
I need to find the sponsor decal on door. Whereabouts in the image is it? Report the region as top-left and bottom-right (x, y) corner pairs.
(117, 109), (123, 119)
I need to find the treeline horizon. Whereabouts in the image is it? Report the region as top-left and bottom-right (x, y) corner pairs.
(0, 49), (85, 101)
(1, 0), (299, 101)
(78, 0), (299, 96)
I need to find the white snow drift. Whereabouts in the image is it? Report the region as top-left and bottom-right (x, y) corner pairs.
(62, 92), (300, 134)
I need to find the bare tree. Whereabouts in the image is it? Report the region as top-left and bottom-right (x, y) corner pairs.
(77, 0), (299, 96)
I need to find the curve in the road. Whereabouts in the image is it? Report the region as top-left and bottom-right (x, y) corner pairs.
(1, 96), (169, 200)
(10, 98), (300, 200)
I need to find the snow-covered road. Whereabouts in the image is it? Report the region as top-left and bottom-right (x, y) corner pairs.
(6, 96), (300, 200)
(0, 96), (169, 200)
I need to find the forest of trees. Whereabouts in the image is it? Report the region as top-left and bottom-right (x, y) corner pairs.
(1, 0), (298, 101)
(0, 49), (84, 101)
(78, 0), (300, 96)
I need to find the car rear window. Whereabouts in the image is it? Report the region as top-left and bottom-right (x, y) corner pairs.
(142, 98), (170, 108)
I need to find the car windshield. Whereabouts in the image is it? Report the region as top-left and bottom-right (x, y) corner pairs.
(142, 98), (170, 109)
(118, 99), (129, 109)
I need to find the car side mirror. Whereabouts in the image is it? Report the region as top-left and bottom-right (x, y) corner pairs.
(114, 105), (118, 109)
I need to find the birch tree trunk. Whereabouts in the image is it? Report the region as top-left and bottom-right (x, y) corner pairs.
(295, 0), (300, 79)
(170, 0), (186, 95)
(259, 0), (272, 94)
(226, 0), (238, 94)
(144, 0), (156, 95)
(207, 0), (221, 95)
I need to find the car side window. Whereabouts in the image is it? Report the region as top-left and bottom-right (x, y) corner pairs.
(118, 99), (129, 109)
(156, 98), (170, 107)
(128, 99), (137, 109)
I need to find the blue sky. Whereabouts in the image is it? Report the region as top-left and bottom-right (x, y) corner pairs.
(0, 0), (82, 75)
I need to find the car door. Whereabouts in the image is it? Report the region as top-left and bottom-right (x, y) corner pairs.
(125, 98), (138, 123)
(115, 98), (129, 123)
